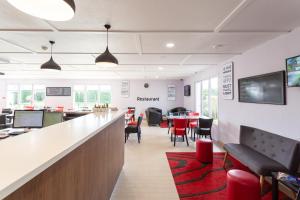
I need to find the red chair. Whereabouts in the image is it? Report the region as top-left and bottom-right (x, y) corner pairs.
(128, 113), (144, 126)
(188, 112), (199, 136)
(127, 108), (135, 122)
(56, 106), (64, 112)
(171, 118), (189, 147)
(24, 105), (34, 110)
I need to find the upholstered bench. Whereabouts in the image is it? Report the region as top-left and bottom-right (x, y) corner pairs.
(223, 126), (300, 189)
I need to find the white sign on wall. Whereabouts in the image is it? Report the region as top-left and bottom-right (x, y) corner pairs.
(121, 80), (130, 98)
(222, 62), (234, 100)
(167, 85), (176, 101)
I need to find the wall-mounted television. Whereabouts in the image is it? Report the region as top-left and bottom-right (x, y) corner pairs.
(184, 85), (191, 96)
(46, 87), (71, 96)
(238, 71), (286, 105)
(286, 55), (300, 87)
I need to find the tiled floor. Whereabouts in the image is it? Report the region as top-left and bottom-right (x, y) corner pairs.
(110, 122), (223, 200)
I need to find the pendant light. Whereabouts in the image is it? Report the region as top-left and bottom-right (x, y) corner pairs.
(95, 24), (118, 67)
(41, 41), (61, 71)
(6, 0), (75, 21)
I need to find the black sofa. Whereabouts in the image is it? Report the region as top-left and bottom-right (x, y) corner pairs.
(224, 125), (300, 188)
(145, 107), (162, 126)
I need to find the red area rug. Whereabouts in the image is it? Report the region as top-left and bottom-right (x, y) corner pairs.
(166, 152), (291, 200)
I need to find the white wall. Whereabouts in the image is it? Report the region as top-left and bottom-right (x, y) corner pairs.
(0, 79), (184, 115)
(184, 27), (300, 143)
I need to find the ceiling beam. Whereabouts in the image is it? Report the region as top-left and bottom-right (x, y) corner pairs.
(214, 0), (256, 32)
(0, 52), (242, 55)
(0, 37), (36, 53)
(0, 29), (289, 35)
(0, 63), (218, 66)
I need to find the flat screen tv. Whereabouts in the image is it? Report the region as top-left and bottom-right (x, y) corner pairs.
(238, 71), (286, 105)
(184, 85), (191, 96)
(286, 55), (300, 87)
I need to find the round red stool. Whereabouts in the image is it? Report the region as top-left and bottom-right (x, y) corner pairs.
(196, 139), (213, 163)
(226, 170), (261, 200)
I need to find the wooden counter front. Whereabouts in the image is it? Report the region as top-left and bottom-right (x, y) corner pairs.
(4, 116), (124, 200)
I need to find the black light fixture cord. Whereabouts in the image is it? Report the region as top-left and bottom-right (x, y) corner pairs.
(106, 27), (109, 47)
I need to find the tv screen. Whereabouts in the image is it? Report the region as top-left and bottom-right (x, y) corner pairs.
(238, 71), (286, 105)
(184, 85), (191, 96)
(286, 55), (300, 87)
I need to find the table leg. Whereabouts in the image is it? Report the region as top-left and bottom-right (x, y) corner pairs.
(296, 188), (300, 200)
(272, 175), (278, 200)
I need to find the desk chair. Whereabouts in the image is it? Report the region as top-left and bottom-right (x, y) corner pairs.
(125, 115), (143, 143)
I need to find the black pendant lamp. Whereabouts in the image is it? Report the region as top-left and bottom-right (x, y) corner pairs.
(95, 24), (118, 67)
(41, 41), (61, 71)
(6, 0), (75, 21)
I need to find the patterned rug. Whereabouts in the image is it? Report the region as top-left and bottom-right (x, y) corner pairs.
(166, 152), (291, 200)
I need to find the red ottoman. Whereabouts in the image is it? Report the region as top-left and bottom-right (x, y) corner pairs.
(226, 170), (261, 200)
(196, 139), (213, 163)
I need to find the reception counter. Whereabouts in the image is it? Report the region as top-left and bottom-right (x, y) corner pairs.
(0, 110), (125, 200)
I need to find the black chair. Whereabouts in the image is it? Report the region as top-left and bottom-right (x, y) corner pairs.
(0, 114), (7, 130)
(2, 108), (12, 114)
(125, 116), (143, 143)
(194, 118), (213, 140)
(145, 107), (162, 126)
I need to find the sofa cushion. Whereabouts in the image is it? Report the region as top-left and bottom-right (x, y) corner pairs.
(224, 143), (288, 176)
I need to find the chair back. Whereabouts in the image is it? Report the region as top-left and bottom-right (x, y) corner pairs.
(0, 114), (6, 125)
(137, 116), (143, 127)
(173, 118), (188, 129)
(56, 106), (64, 112)
(2, 108), (12, 114)
(188, 112), (199, 122)
(24, 105), (34, 110)
(198, 118), (213, 129)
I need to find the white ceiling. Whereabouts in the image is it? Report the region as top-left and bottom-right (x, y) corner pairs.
(0, 0), (299, 79)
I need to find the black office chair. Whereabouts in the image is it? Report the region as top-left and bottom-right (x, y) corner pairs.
(194, 118), (213, 140)
(125, 115), (143, 143)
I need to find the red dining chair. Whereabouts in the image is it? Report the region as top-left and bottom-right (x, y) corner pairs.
(128, 113), (144, 126)
(171, 118), (189, 147)
(56, 106), (64, 112)
(188, 112), (199, 136)
(24, 105), (34, 110)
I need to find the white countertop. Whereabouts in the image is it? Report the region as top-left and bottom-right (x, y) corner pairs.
(0, 110), (125, 199)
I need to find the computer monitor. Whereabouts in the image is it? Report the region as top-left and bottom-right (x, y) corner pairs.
(13, 110), (44, 128)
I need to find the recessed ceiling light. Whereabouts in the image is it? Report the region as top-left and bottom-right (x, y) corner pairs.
(212, 44), (224, 49)
(158, 67), (164, 71)
(166, 42), (175, 48)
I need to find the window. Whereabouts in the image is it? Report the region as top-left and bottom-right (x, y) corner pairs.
(7, 85), (19, 108)
(201, 80), (209, 117)
(6, 84), (46, 109)
(99, 85), (111, 104)
(86, 85), (98, 108)
(33, 85), (46, 108)
(20, 85), (33, 106)
(74, 85), (85, 109)
(73, 85), (112, 109)
(195, 77), (219, 121)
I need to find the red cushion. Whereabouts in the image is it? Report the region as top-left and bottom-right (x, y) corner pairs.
(171, 127), (186, 135)
(128, 121), (137, 126)
(189, 122), (197, 128)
